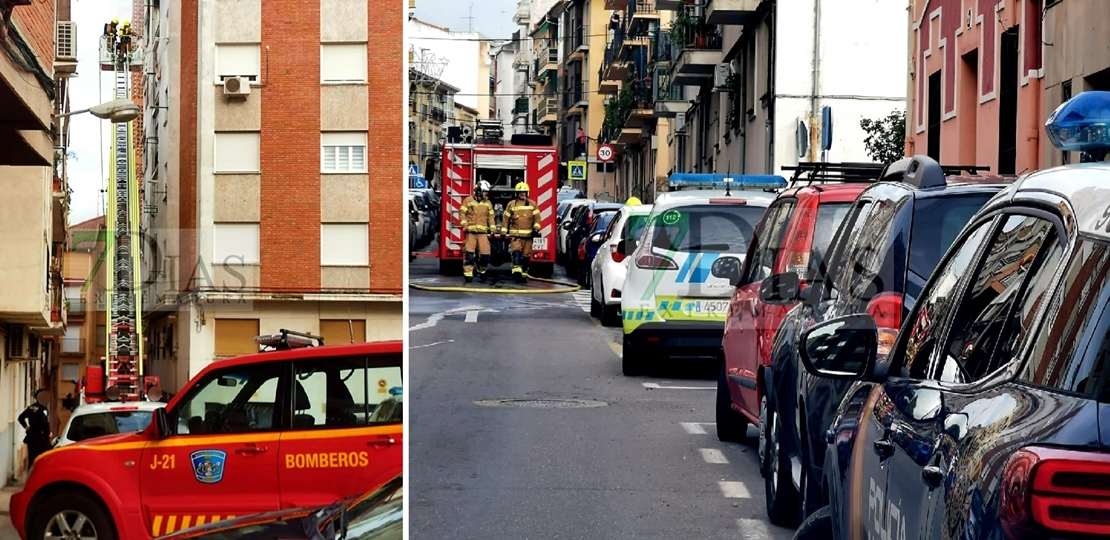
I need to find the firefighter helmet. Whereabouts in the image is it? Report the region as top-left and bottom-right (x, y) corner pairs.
(111, 18), (119, 24)
(123, 20), (130, 26)
(514, 182), (529, 193)
(625, 196), (642, 206)
(476, 180), (491, 194)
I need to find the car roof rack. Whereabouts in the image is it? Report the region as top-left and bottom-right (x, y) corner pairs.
(882, 156), (992, 190)
(781, 162), (889, 185)
(255, 329), (325, 351)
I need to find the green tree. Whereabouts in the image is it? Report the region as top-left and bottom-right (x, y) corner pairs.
(859, 109), (906, 164)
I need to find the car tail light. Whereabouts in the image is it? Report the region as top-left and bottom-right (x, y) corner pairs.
(109, 406), (139, 412)
(779, 201), (817, 282)
(1001, 446), (1110, 539)
(866, 292), (904, 357)
(578, 243), (587, 260)
(636, 254), (678, 270)
(611, 289), (621, 298)
(611, 244), (626, 263)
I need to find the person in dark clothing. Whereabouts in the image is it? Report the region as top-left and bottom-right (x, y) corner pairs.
(18, 390), (53, 467)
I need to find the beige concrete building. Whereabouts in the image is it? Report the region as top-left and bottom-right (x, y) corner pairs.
(409, 66), (459, 189)
(137, 0), (404, 392)
(560, 0), (613, 197)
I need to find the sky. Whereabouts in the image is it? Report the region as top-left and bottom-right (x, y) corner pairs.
(67, 0), (134, 224)
(413, 0), (516, 38)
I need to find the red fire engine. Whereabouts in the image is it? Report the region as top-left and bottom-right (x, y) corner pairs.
(438, 121), (558, 279)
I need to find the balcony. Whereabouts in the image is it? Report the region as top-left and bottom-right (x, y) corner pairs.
(655, 0), (682, 11)
(606, 0), (629, 11)
(567, 25), (589, 61)
(672, 25), (724, 85)
(627, 0), (659, 33)
(61, 337), (85, 355)
(534, 48), (559, 79)
(52, 176), (66, 243)
(616, 126), (644, 144)
(564, 78), (588, 114)
(514, 4), (529, 24)
(537, 96), (558, 124)
(619, 29), (650, 58)
(513, 97), (530, 117)
(706, 0), (761, 25)
(429, 107), (447, 123)
(652, 65), (686, 117)
(601, 27), (630, 84)
(65, 295), (86, 315)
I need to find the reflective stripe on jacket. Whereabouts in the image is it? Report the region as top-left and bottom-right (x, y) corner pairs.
(460, 196), (494, 233)
(501, 198), (540, 236)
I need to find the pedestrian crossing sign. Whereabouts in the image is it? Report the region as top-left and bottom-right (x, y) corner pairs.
(569, 161), (586, 181)
(408, 164), (419, 176)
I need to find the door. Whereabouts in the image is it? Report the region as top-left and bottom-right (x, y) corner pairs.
(141, 361), (287, 537)
(278, 352), (404, 509)
(891, 213), (1062, 540)
(724, 199), (795, 414)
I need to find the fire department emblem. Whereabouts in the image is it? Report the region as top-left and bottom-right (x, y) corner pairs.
(190, 450), (226, 484)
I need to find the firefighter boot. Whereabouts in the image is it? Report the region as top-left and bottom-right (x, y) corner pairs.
(521, 259), (531, 283)
(511, 251), (525, 283)
(463, 252), (476, 284)
(478, 254), (491, 283)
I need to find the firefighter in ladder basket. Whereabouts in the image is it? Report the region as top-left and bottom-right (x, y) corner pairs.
(502, 182), (542, 283)
(460, 180), (495, 283)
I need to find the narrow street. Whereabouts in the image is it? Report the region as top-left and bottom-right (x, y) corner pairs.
(408, 252), (792, 540)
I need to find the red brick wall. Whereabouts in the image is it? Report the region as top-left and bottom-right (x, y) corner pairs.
(11, 0), (56, 74)
(131, 0), (144, 183)
(367, 0), (403, 294)
(179, 0), (197, 292)
(259, 0), (322, 291)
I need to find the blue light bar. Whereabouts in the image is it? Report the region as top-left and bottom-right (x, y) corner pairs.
(667, 173), (788, 189)
(1045, 91), (1110, 159)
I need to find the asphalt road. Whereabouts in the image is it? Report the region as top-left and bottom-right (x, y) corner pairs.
(408, 248), (794, 540)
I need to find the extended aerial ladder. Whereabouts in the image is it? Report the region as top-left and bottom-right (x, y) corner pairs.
(97, 25), (145, 401)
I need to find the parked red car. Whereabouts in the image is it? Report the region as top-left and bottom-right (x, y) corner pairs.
(716, 164), (889, 464)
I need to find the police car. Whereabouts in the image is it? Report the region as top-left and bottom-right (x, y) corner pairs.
(589, 200), (654, 326)
(619, 174), (785, 375)
(10, 330), (402, 540)
(54, 399), (166, 448)
(793, 91), (1110, 540)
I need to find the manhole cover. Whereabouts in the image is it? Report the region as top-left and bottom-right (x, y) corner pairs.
(474, 398), (608, 409)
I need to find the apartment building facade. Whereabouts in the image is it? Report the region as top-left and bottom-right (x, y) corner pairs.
(0, 0), (73, 484)
(407, 17), (493, 122)
(137, 0), (404, 392)
(560, 0), (612, 197)
(530, 6), (561, 141)
(906, 0), (1045, 175)
(409, 66), (459, 186)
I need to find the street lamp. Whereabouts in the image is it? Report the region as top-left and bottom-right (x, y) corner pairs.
(57, 98), (141, 123)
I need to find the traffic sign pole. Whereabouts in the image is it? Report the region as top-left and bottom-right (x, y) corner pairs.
(596, 144), (614, 201)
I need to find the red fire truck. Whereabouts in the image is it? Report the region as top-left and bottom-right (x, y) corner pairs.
(438, 121), (558, 279)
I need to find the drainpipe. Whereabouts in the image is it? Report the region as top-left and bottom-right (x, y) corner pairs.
(767, 1), (776, 174)
(809, 0), (820, 163)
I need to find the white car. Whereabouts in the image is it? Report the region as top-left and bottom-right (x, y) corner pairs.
(53, 400), (166, 448)
(589, 203), (654, 326)
(407, 193), (432, 244)
(557, 199), (594, 264)
(619, 183), (780, 376)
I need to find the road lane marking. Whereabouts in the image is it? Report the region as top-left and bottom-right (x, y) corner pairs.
(737, 519), (773, 539)
(699, 448), (728, 464)
(465, 310), (479, 322)
(680, 422), (710, 435)
(410, 340), (455, 349)
(609, 342), (621, 357)
(719, 481), (751, 498)
(642, 382), (715, 390)
(410, 306), (498, 331)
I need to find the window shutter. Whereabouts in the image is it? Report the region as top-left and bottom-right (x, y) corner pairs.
(321, 224), (369, 265)
(213, 223), (260, 264)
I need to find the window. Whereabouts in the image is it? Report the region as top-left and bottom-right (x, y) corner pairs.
(649, 204), (763, 255)
(213, 223), (260, 264)
(214, 132), (260, 173)
(938, 215), (1059, 383)
(63, 326), (82, 353)
(905, 194), (995, 300)
(171, 363), (284, 435)
(1021, 239), (1110, 400)
(291, 355), (403, 429)
(319, 320), (367, 345)
(322, 132), (368, 173)
(321, 224), (369, 266)
(743, 200), (795, 285)
(61, 363), (80, 382)
(901, 219), (995, 379)
(214, 318), (260, 357)
(67, 410), (156, 442)
(215, 44), (260, 82)
(808, 203), (852, 281)
(321, 44), (367, 83)
(96, 324), (106, 348)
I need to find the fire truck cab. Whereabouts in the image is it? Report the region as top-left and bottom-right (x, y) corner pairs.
(438, 121), (558, 278)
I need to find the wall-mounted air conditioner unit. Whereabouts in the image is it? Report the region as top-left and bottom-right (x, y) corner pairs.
(223, 77), (251, 98)
(675, 112), (687, 134)
(6, 325), (31, 361)
(713, 63), (731, 90)
(55, 21), (78, 75)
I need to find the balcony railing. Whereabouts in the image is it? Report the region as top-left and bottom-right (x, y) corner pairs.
(652, 65), (682, 101)
(627, 0), (657, 21)
(564, 80), (585, 109)
(537, 96), (557, 119)
(513, 97), (530, 115)
(429, 107), (447, 122)
(653, 30), (674, 62)
(567, 24), (589, 53)
(65, 296), (86, 314)
(533, 48), (559, 78)
(61, 337), (85, 354)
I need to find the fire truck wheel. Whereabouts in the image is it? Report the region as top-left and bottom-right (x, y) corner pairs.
(29, 490), (117, 540)
(529, 262), (553, 279)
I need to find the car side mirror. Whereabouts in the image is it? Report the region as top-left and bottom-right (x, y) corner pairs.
(798, 314), (879, 381)
(711, 256), (744, 287)
(759, 272), (801, 305)
(562, 222), (572, 230)
(943, 413), (968, 440)
(152, 407), (170, 439)
(590, 233), (603, 244)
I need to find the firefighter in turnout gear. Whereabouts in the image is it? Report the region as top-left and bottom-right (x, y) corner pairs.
(502, 182), (542, 283)
(460, 180), (495, 283)
(103, 19), (119, 51)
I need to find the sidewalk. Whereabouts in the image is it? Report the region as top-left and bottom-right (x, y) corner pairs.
(0, 484), (22, 540)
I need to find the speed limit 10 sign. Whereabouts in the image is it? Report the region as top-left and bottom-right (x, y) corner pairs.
(596, 144), (614, 162)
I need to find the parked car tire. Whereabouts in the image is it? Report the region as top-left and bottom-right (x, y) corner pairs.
(29, 490), (117, 540)
(765, 399), (801, 527)
(621, 336), (645, 376)
(716, 360), (749, 443)
(590, 290), (602, 317)
(793, 505), (833, 540)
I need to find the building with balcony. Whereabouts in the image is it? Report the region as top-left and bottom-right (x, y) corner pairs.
(530, 8), (561, 137)
(135, 0), (405, 393)
(655, 0), (906, 186)
(559, 0), (611, 197)
(410, 67), (460, 187)
(906, 0), (1046, 175)
(1, 0), (74, 484)
(492, 35), (529, 139)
